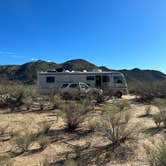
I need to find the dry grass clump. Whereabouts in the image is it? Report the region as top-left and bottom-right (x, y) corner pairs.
(96, 101), (138, 161)
(0, 155), (13, 166)
(61, 99), (93, 132)
(38, 121), (52, 136)
(38, 136), (50, 150)
(49, 95), (65, 109)
(144, 105), (152, 116)
(152, 98), (166, 128)
(98, 108), (133, 144)
(146, 138), (166, 166)
(12, 131), (35, 153)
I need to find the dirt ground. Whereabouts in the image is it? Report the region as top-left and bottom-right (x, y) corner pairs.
(0, 95), (165, 166)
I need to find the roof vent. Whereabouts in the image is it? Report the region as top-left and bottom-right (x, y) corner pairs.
(92, 68), (102, 72)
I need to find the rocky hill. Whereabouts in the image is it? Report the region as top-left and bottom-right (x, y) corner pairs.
(0, 59), (166, 85)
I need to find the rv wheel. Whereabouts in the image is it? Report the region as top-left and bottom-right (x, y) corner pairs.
(116, 92), (122, 98)
(63, 92), (70, 100)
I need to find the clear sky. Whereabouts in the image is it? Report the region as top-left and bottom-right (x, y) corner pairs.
(0, 0), (166, 72)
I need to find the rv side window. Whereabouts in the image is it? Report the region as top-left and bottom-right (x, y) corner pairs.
(46, 76), (55, 83)
(87, 76), (95, 80)
(69, 84), (78, 88)
(114, 76), (123, 84)
(102, 76), (110, 82)
(61, 84), (68, 88)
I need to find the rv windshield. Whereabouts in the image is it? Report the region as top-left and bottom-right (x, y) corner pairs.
(113, 76), (123, 84)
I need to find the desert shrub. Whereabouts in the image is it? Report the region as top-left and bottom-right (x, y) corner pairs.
(87, 119), (97, 132)
(151, 99), (166, 128)
(23, 96), (33, 111)
(132, 82), (166, 102)
(152, 98), (166, 109)
(114, 100), (130, 111)
(38, 121), (52, 136)
(146, 139), (166, 166)
(97, 104), (137, 162)
(13, 131), (35, 152)
(49, 95), (64, 109)
(0, 84), (37, 111)
(0, 126), (7, 136)
(42, 158), (50, 166)
(98, 109), (134, 144)
(0, 155), (13, 166)
(38, 136), (50, 150)
(87, 89), (106, 103)
(64, 159), (77, 166)
(61, 100), (93, 132)
(144, 105), (152, 116)
(153, 110), (166, 128)
(153, 114), (163, 128)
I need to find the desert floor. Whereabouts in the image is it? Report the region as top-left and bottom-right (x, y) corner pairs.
(0, 95), (165, 166)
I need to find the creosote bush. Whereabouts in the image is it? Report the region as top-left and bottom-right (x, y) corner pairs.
(38, 136), (50, 150)
(13, 131), (35, 152)
(97, 102), (137, 161)
(152, 98), (166, 128)
(49, 95), (64, 109)
(38, 121), (52, 136)
(98, 108), (133, 144)
(144, 105), (152, 116)
(61, 99), (93, 132)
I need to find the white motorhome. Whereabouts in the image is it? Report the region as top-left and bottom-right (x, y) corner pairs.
(37, 70), (128, 97)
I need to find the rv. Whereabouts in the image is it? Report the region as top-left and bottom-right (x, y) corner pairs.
(37, 70), (128, 97)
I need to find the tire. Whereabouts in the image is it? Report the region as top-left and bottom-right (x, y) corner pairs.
(116, 91), (122, 98)
(63, 92), (70, 100)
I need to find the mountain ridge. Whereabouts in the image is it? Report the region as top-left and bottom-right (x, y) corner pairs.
(0, 59), (166, 85)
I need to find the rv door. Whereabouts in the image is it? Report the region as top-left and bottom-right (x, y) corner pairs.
(95, 75), (101, 88)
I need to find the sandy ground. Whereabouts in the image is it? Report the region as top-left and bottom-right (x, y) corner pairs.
(0, 95), (165, 166)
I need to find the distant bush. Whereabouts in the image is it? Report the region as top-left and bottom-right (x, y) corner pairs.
(152, 98), (166, 128)
(61, 100), (93, 132)
(131, 82), (166, 102)
(0, 83), (38, 111)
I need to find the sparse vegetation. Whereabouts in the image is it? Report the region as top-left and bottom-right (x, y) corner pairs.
(38, 121), (52, 136)
(0, 155), (13, 166)
(131, 82), (166, 102)
(38, 136), (50, 150)
(144, 105), (152, 116)
(146, 138), (166, 166)
(0, 82), (166, 165)
(49, 95), (64, 109)
(151, 98), (166, 129)
(61, 99), (93, 132)
(12, 131), (35, 153)
(98, 105), (134, 144)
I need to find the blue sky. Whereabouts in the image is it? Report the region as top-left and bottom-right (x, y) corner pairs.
(0, 0), (166, 72)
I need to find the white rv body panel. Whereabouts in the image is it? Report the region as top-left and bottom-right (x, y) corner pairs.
(37, 71), (128, 96)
